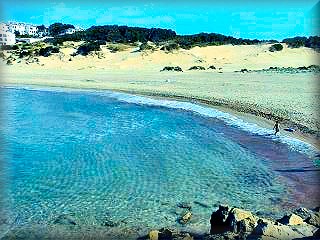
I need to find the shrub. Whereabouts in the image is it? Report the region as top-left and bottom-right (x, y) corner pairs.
(12, 45), (19, 50)
(77, 41), (101, 55)
(38, 46), (60, 57)
(208, 65), (216, 70)
(282, 37), (307, 48)
(19, 50), (32, 58)
(269, 43), (283, 52)
(0, 51), (5, 59)
(188, 66), (206, 70)
(6, 59), (13, 65)
(139, 42), (155, 51)
(0, 45), (18, 51)
(160, 42), (180, 51)
(107, 45), (121, 53)
(160, 66), (183, 72)
(107, 43), (129, 53)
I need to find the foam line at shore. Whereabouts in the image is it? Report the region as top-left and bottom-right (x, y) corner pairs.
(2, 84), (319, 159)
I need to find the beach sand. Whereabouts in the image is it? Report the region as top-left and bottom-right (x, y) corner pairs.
(1, 43), (319, 148)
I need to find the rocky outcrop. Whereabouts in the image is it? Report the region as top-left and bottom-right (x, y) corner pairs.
(306, 211), (320, 227)
(160, 66), (183, 72)
(179, 211), (192, 224)
(209, 205), (319, 240)
(277, 213), (304, 225)
(210, 205), (231, 234)
(210, 206), (257, 234)
(188, 66), (206, 70)
(251, 218), (317, 239)
(148, 228), (193, 240)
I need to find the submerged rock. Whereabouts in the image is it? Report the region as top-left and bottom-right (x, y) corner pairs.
(53, 214), (77, 225)
(103, 218), (119, 227)
(177, 202), (192, 210)
(179, 211), (192, 224)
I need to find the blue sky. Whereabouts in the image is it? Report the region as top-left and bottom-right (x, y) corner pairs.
(0, 0), (319, 40)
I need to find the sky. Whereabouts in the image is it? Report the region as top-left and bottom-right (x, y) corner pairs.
(0, 0), (319, 40)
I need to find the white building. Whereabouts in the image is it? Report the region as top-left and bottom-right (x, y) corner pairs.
(0, 23), (9, 32)
(5, 22), (39, 36)
(60, 28), (76, 35)
(25, 25), (37, 35)
(0, 31), (16, 45)
(8, 22), (26, 35)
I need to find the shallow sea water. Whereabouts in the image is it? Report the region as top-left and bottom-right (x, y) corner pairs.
(0, 86), (319, 235)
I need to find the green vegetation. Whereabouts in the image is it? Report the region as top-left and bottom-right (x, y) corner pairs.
(49, 23), (75, 36)
(282, 36), (320, 50)
(76, 41), (101, 56)
(139, 42), (156, 51)
(38, 46), (60, 57)
(0, 45), (19, 51)
(0, 51), (5, 59)
(15, 34), (34, 38)
(160, 66), (183, 72)
(160, 42), (180, 51)
(107, 43), (130, 53)
(45, 25), (264, 50)
(19, 50), (32, 58)
(269, 43), (283, 52)
(43, 24), (320, 51)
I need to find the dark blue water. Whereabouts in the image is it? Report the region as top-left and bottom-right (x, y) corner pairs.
(0, 87), (319, 233)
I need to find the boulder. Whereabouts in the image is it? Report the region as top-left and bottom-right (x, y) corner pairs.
(179, 211), (192, 224)
(210, 205), (230, 234)
(252, 219), (315, 239)
(277, 213), (304, 225)
(53, 214), (77, 225)
(290, 223), (318, 237)
(158, 228), (175, 240)
(293, 207), (313, 221)
(238, 217), (256, 233)
(174, 232), (193, 240)
(306, 212), (320, 227)
(149, 230), (159, 240)
(226, 208), (256, 233)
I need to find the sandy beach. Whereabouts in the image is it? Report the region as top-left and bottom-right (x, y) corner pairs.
(1, 42), (319, 147)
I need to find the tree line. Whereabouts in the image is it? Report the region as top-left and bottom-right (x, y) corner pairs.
(13, 22), (317, 51)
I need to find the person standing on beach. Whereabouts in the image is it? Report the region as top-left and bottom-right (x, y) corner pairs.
(273, 120), (280, 135)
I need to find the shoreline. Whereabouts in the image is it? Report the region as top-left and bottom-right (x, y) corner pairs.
(2, 84), (319, 240)
(2, 82), (319, 152)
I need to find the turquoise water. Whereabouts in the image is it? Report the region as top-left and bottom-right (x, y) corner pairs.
(0, 86), (319, 234)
